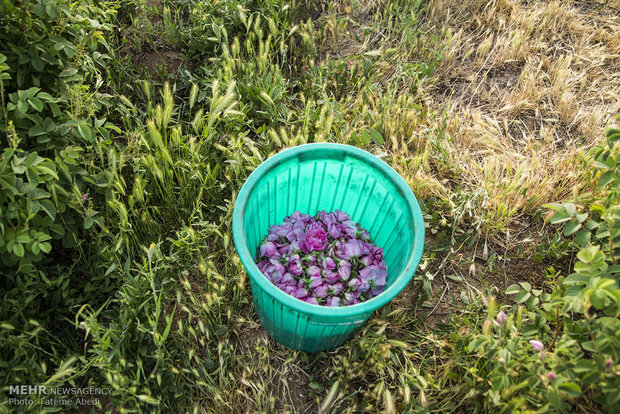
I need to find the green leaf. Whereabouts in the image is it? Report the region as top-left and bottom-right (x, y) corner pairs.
(586, 219), (600, 230)
(16, 100), (28, 115)
(28, 97), (43, 112)
(13, 242), (24, 257)
(32, 3), (44, 16)
(24, 152), (39, 167)
(594, 156), (614, 169)
(30, 199), (42, 216)
(596, 278), (616, 289)
(36, 166), (59, 180)
(36, 232), (52, 242)
(368, 128), (384, 146)
(598, 171), (614, 189)
(543, 202), (563, 212)
(161, 306), (175, 343)
(577, 245), (600, 263)
(77, 124), (93, 142)
(564, 221), (582, 236)
(12, 163), (26, 174)
(59, 67), (78, 77)
(572, 359), (596, 373)
(45, 4), (57, 19)
(590, 290), (607, 309)
(564, 203), (576, 216)
(39, 199), (57, 221)
(29, 188), (49, 200)
(505, 284), (521, 295)
(515, 291), (531, 304)
(564, 285), (583, 298)
(575, 229), (590, 247)
(358, 130), (371, 145)
(0, 175), (19, 195)
(39, 242), (51, 254)
(548, 389), (562, 409)
(25, 167), (40, 186)
(559, 382), (581, 398)
(49, 224), (65, 236)
(606, 388), (620, 406)
(309, 382), (324, 391)
(575, 213), (588, 223)
(550, 210), (571, 224)
(31, 57), (44, 72)
(104, 122), (121, 133)
(525, 296), (539, 308)
(64, 46), (75, 59)
(37, 92), (54, 102)
(15, 233), (31, 243)
(468, 336), (487, 352)
(564, 273), (589, 285)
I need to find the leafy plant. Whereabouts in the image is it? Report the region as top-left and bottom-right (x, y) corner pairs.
(505, 281), (547, 310)
(458, 120), (620, 412)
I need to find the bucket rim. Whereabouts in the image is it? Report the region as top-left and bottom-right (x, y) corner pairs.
(232, 143), (425, 318)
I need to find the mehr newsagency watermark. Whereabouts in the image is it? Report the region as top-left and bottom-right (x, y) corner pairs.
(7, 385), (111, 407)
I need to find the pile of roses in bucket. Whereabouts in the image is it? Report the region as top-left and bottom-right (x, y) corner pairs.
(255, 210), (388, 306)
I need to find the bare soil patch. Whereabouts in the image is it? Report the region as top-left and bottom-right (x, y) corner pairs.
(118, 0), (187, 78)
(274, 366), (314, 414)
(236, 304), (268, 348)
(392, 279), (420, 311)
(133, 49), (185, 76)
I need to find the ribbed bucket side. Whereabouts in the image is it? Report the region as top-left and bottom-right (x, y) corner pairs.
(235, 144), (424, 352)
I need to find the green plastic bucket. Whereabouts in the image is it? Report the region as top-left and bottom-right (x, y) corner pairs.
(232, 143), (424, 352)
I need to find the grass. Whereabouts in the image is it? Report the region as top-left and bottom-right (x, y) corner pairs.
(417, 0), (620, 231)
(1, 0), (619, 412)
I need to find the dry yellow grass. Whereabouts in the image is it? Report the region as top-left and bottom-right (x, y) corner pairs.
(311, 0), (618, 235)
(412, 0), (620, 230)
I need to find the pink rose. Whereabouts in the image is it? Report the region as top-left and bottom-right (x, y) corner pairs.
(324, 271), (340, 284)
(289, 258), (303, 275)
(314, 284), (328, 298)
(307, 266), (321, 278)
(326, 296), (340, 307)
(338, 262), (351, 280)
(322, 257), (336, 271)
(328, 282), (344, 296)
(335, 210), (350, 222)
(294, 288), (308, 299)
(260, 242), (278, 258)
(496, 310), (507, 324)
(341, 239), (362, 259)
(301, 222), (328, 253)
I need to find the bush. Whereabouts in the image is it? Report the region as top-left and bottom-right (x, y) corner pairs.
(457, 120), (620, 412)
(0, 0), (118, 281)
(0, 0), (122, 392)
(1, 0), (291, 406)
